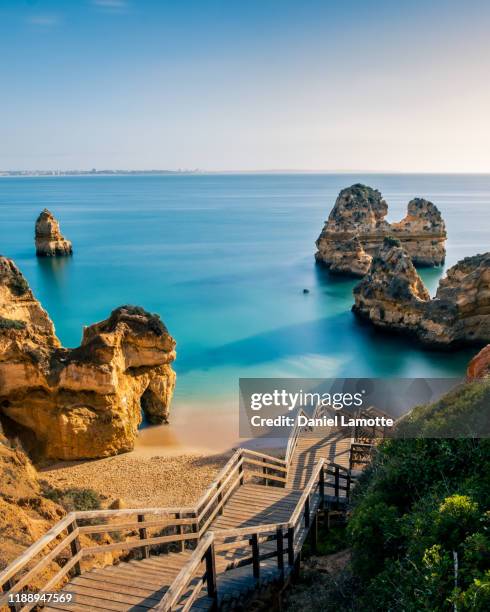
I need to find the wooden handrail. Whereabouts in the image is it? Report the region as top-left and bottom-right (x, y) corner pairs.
(1, 411), (355, 603)
(0, 513), (76, 589)
(289, 458), (325, 526)
(155, 532), (215, 612)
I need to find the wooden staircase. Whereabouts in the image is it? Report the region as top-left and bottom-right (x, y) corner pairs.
(0, 420), (364, 612)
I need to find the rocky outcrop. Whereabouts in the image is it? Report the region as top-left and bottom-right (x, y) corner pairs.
(467, 345), (490, 380)
(0, 256), (176, 460)
(315, 184), (446, 275)
(35, 209), (73, 256)
(352, 240), (490, 347)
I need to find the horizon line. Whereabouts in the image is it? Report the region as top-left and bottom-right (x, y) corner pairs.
(2, 169), (490, 176)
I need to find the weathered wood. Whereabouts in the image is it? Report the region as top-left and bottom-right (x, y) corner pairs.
(81, 531), (199, 556)
(205, 541), (218, 603)
(310, 513), (318, 554)
(67, 521), (81, 576)
(251, 534), (260, 580)
(154, 533), (214, 611)
(78, 516), (195, 535)
(241, 448), (287, 465)
(287, 526), (295, 566)
(138, 513), (150, 559)
(198, 459), (243, 521)
(243, 470), (287, 483)
(242, 457), (288, 474)
(276, 527), (284, 575)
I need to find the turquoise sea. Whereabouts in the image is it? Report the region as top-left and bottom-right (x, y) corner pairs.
(1, 174), (488, 450)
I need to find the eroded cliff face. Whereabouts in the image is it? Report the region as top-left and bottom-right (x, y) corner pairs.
(467, 345), (490, 380)
(0, 256), (176, 460)
(315, 185), (446, 276)
(35, 209), (73, 257)
(352, 240), (490, 347)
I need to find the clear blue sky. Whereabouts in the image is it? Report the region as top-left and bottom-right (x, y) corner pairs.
(1, 0), (490, 171)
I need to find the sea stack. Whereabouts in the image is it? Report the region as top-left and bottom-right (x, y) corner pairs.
(35, 208), (73, 256)
(315, 184), (446, 276)
(352, 240), (490, 347)
(0, 256), (176, 460)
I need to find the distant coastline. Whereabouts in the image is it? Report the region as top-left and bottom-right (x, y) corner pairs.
(2, 169), (490, 177)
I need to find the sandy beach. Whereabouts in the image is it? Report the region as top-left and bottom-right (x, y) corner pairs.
(39, 451), (229, 509)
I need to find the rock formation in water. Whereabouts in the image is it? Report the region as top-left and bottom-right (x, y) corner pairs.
(352, 239), (490, 347)
(467, 345), (490, 380)
(0, 256), (176, 460)
(35, 209), (73, 256)
(315, 184), (446, 276)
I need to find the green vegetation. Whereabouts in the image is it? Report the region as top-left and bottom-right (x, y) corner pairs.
(8, 274), (29, 296)
(383, 235), (401, 248)
(0, 317), (26, 330)
(42, 485), (102, 512)
(348, 381), (490, 611)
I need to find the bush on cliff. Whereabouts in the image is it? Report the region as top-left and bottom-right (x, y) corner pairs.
(347, 381), (490, 611)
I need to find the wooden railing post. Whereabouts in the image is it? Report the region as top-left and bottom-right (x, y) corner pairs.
(346, 471), (351, 500)
(334, 465), (340, 499)
(251, 533), (260, 581)
(66, 520), (81, 576)
(3, 578), (20, 612)
(175, 512), (184, 552)
(217, 479), (223, 514)
(276, 527), (284, 577)
(319, 466), (325, 510)
(204, 541), (218, 608)
(137, 514), (150, 559)
(287, 525), (295, 567)
(238, 459), (244, 485)
(310, 512), (318, 554)
(262, 457), (268, 486)
(304, 496), (310, 529)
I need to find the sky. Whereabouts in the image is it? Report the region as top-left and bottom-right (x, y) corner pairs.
(1, 0), (490, 172)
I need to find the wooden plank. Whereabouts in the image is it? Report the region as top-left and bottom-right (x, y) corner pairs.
(54, 590), (149, 612)
(242, 457), (288, 473)
(241, 449), (286, 465)
(78, 516), (195, 535)
(243, 470), (287, 483)
(72, 573), (166, 598)
(98, 567), (181, 587)
(68, 582), (158, 607)
(81, 531), (199, 555)
(73, 506), (195, 520)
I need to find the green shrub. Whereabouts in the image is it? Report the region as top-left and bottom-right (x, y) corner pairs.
(0, 317), (26, 330)
(42, 485), (102, 512)
(347, 382), (490, 610)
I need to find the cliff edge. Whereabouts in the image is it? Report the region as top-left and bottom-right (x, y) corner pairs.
(0, 256), (176, 460)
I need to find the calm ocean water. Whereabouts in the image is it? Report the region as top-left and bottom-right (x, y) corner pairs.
(0, 174), (488, 448)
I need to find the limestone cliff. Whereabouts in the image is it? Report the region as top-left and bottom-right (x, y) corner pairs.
(315, 184), (446, 275)
(0, 256), (176, 460)
(352, 240), (490, 347)
(35, 209), (73, 256)
(467, 345), (490, 380)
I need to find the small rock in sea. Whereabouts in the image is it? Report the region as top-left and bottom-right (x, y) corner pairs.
(35, 208), (73, 257)
(303, 289), (310, 294)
